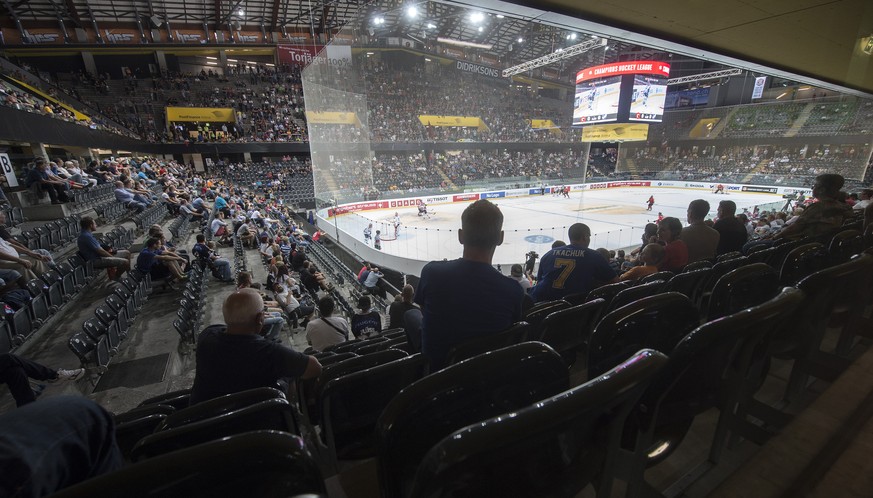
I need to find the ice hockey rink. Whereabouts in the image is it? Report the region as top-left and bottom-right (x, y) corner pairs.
(324, 186), (789, 268)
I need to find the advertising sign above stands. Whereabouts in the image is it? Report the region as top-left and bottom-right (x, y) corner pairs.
(277, 44), (351, 67)
(166, 107), (236, 122)
(455, 61), (501, 79)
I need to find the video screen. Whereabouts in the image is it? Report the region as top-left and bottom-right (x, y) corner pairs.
(572, 75), (621, 126)
(628, 75), (668, 122)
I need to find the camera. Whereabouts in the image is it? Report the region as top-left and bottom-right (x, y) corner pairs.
(525, 251), (538, 259)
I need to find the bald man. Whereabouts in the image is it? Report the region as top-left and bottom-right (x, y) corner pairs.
(189, 289), (321, 405)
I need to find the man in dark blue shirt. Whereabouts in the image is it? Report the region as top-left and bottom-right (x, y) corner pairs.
(25, 158), (69, 204)
(531, 223), (618, 303)
(415, 200), (523, 370)
(76, 216), (131, 281)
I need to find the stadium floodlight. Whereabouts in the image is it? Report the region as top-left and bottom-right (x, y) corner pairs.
(373, 16), (385, 25)
(426, 22), (436, 29)
(517, 37), (524, 43)
(437, 37), (492, 50)
(666, 68), (743, 85)
(478, 26), (483, 32)
(407, 6), (419, 18)
(469, 12), (485, 23)
(502, 37), (607, 78)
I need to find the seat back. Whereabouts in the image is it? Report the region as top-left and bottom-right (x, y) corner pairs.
(586, 281), (633, 310)
(536, 300), (606, 366)
(46, 431), (326, 498)
(829, 229), (864, 264)
(779, 242), (829, 285)
(409, 350), (667, 498)
(159, 387), (286, 431)
(446, 322), (531, 366)
(523, 299), (570, 332)
(716, 251), (744, 263)
(682, 260), (712, 272)
(662, 268), (711, 302)
(607, 280), (667, 315)
(706, 263), (780, 321)
(130, 398), (299, 461)
(640, 271), (674, 285)
(588, 292), (699, 378)
(138, 389), (193, 410)
(377, 342), (569, 498)
(321, 354), (428, 462)
(746, 246), (777, 264)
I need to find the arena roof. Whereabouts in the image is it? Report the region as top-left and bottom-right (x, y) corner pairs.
(2, 0), (871, 96)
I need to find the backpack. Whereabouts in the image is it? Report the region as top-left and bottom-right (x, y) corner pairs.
(1, 288), (32, 311)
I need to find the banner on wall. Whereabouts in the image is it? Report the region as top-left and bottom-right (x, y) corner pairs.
(752, 76), (767, 99)
(580, 123), (648, 142)
(276, 44), (350, 67)
(1, 28), (66, 45)
(529, 119), (562, 136)
(166, 107), (236, 122)
(455, 61), (500, 79)
(305, 111), (361, 125)
(236, 30), (264, 43)
(689, 118), (722, 138)
(418, 115), (490, 131)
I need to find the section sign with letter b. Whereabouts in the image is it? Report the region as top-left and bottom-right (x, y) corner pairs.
(0, 154), (17, 187)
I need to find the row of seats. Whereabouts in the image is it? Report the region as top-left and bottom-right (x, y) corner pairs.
(68, 183), (115, 208)
(132, 204), (167, 231)
(67, 269), (152, 374)
(0, 255), (95, 353)
(9, 215), (81, 254)
(173, 262), (210, 348)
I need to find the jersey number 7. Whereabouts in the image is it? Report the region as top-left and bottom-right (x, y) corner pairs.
(552, 258), (577, 289)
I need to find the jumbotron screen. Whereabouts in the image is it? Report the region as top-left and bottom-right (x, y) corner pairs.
(572, 61), (671, 127)
(573, 75), (622, 125)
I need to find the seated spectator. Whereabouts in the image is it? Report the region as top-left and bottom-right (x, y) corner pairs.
(714, 200), (748, 255)
(192, 234), (233, 282)
(775, 174), (852, 241)
(236, 220), (256, 248)
(0, 352), (83, 407)
(135, 237), (187, 285)
(509, 264), (531, 291)
(853, 189), (872, 211)
(681, 199), (720, 263)
(114, 181), (146, 213)
(416, 200), (523, 370)
(531, 223), (618, 303)
(211, 211), (231, 244)
(0, 395), (123, 497)
(351, 295), (382, 339)
(388, 284), (418, 330)
(657, 217), (689, 272)
(620, 243), (665, 281)
(77, 217), (130, 281)
(273, 283), (314, 325)
(178, 199), (205, 221)
(0, 212), (53, 279)
(214, 193), (230, 217)
(26, 158), (69, 204)
(161, 186), (181, 215)
(305, 295), (350, 351)
(189, 289), (321, 404)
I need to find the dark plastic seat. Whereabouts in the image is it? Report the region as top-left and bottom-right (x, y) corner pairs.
(297, 349), (407, 424)
(682, 260), (712, 272)
(778, 242), (829, 286)
(588, 292), (700, 378)
(716, 251), (744, 262)
(640, 271), (674, 285)
(67, 332), (96, 365)
(47, 431), (327, 498)
(130, 398), (300, 461)
(768, 239), (805, 271)
(779, 253), (873, 399)
(586, 280), (633, 310)
(662, 267), (711, 302)
(161, 387), (286, 430)
(535, 300), (606, 367)
(705, 263), (780, 321)
(115, 414), (169, 461)
(617, 288), (805, 495)
(445, 322), (531, 366)
(0, 319), (13, 355)
(114, 403), (177, 425)
(320, 354), (427, 465)
(138, 389), (193, 410)
(607, 280), (667, 315)
(376, 342), (570, 498)
(318, 351), (359, 366)
(828, 229), (863, 264)
(696, 256), (750, 309)
(746, 246), (777, 265)
(408, 349), (668, 498)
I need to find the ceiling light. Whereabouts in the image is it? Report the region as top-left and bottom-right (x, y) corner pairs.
(206, 61), (218, 65)
(568, 33), (577, 40)
(496, 14), (504, 19)
(227, 58), (238, 62)
(407, 6), (419, 18)
(424, 58), (431, 61)
(478, 26), (483, 32)
(517, 37), (524, 43)
(373, 16), (385, 25)
(237, 9), (244, 16)
(426, 22), (436, 29)
(206, 56), (217, 60)
(469, 12), (484, 23)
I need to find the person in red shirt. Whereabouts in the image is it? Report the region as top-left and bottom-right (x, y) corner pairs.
(656, 217), (688, 272)
(647, 195), (655, 211)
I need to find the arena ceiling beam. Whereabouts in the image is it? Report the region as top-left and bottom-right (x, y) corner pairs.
(666, 68), (743, 86)
(502, 37), (606, 77)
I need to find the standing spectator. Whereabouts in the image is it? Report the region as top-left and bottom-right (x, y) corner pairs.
(713, 200), (748, 255)
(77, 217), (131, 281)
(415, 200), (523, 370)
(351, 295), (382, 339)
(531, 223), (618, 303)
(681, 199), (720, 263)
(306, 296), (350, 352)
(363, 266), (384, 297)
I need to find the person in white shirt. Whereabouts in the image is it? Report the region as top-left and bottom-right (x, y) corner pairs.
(305, 296), (349, 351)
(510, 264), (532, 290)
(854, 189), (872, 211)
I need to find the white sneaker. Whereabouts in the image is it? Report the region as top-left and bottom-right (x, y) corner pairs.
(52, 368), (85, 383)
